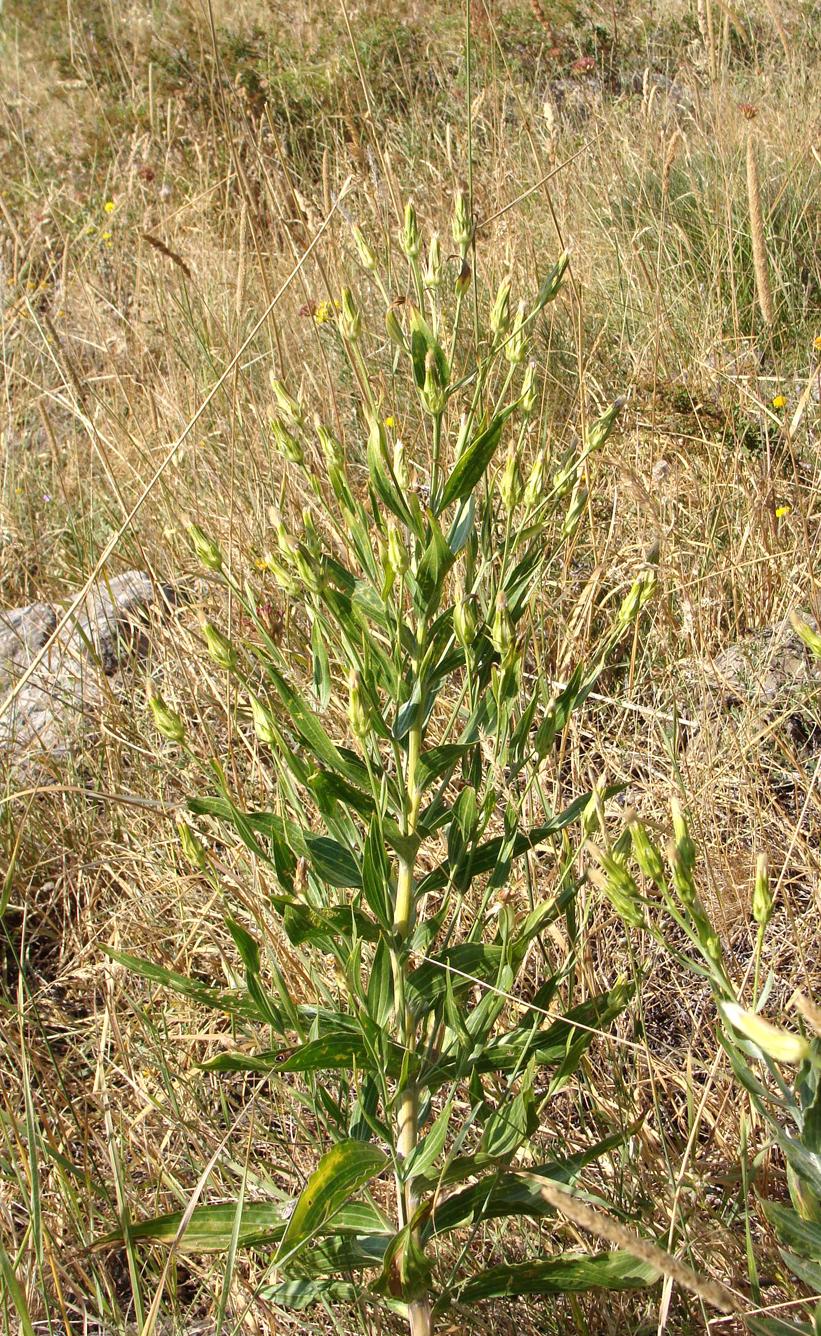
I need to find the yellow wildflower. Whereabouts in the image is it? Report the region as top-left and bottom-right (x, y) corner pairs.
(314, 300), (333, 325)
(814, 335), (821, 352)
(384, 416), (395, 428)
(775, 504), (791, 518)
(772, 394), (786, 409)
(103, 199), (116, 214)
(101, 231), (112, 243)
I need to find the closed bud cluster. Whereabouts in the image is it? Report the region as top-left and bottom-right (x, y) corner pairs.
(452, 189), (472, 252)
(201, 618), (238, 671)
(498, 441), (521, 513)
(338, 287), (361, 342)
(385, 304), (406, 348)
(490, 275), (512, 337)
(535, 248), (571, 309)
(269, 506), (298, 562)
(387, 521), (409, 576)
(616, 568), (656, 626)
(352, 224), (377, 272)
(504, 300), (528, 364)
(453, 589), (477, 648)
(587, 845), (645, 929)
(177, 818), (207, 870)
(348, 669), (371, 740)
(752, 852), (773, 927)
(401, 201), (421, 259)
(422, 349), (446, 415)
(271, 417), (303, 465)
(187, 521), (223, 572)
(491, 591), (516, 665)
(668, 842), (697, 908)
(521, 362), (538, 416)
(269, 376), (303, 426)
(523, 448), (546, 508)
(561, 483), (588, 538)
(147, 682), (186, 743)
(628, 814), (665, 886)
(249, 692), (278, 745)
(423, 232), (442, 288)
(586, 397), (625, 454)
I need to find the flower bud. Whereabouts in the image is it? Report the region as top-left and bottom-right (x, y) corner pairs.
(269, 376), (303, 426)
(521, 362), (538, 416)
(586, 397), (625, 454)
(535, 248), (570, 309)
(617, 568), (656, 626)
(671, 798), (697, 871)
(348, 669), (371, 739)
(352, 224), (377, 272)
(498, 441), (521, 513)
(385, 304), (406, 348)
(338, 286), (361, 342)
(454, 258), (472, 296)
(490, 275), (512, 337)
(271, 417), (303, 465)
(505, 299), (527, 364)
(491, 591), (515, 664)
(401, 201), (421, 259)
(249, 692), (278, 745)
(177, 818), (207, 870)
(561, 483), (588, 538)
(269, 506), (298, 562)
(453, 590), (477, 648)
(423, 232), (442, 288)
(452, 189), (472, 251)
(201, 618), (238, 671)
(387, 521), (409, 576)
(722, 1002), (810, 1066)
(393, 438), (408, 489)
(148, 683), (186, 743)
(790, 612), (821, 661)
(523, 447), (546, 508)
(587, 845), (644, 929)
(752, 852), (773, 927)
(628, 815), (665, 886)
(187, 521), (223, 572)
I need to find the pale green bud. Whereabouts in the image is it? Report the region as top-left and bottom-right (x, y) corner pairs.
(422, 349), (446, 415)
(268, 506), (298, 562)
(177, 818), (207, 870)
(453, 591), (477, 648)
(201, 618), (238, 671)
(452, 189), (472, 251)
(587, 846), (645, 929)
(722, 1002), (810, 1066)
(671, 798), (697, 871)
(790, 612), (821, 661)
(491, 591), (515, 664)
(490, 275), (512, 337)
(535, 248), (571, 309)
(586, 397), (625, 454)
(271, 417), (303, 465)
(387, 521), (409, 576)
(617, 568), (656, 626)
(521, 362), (538, 416)
(186, 521), (223, 572)
(338, 286), (361, 342)
(423, 232), (442, 288)
(269, 376), (303, 426)
(628, 815), (665, 886)
(562, 484), (588, 538)
(316, 420), (343, 470)
(148, 683), (186, 743)
(505, 299), (527, 364)
(348, 669), (371, 740)
(385, 304), (406, 348)
(352, 224), (377, 272)
(402, 200), (421, 259)
(498, 441), (521, 513)
(752, 852), (773, 927)
(523, 447), (546, 508)
(393, 438), (408, 489)
(249, 692), (278, 745)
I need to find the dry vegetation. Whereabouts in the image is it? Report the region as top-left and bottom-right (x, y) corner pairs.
(1, 0), (820, 1332)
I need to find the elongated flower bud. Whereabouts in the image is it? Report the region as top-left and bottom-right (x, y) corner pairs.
(505, 299), (527, 364)
(387, 521), (408, 576)
(587, 846), (645, 929)
(424, 232), (442, 288)
(385, 304), (406, 348)
(249, 692), (278, 745)
(187, 521), (223, 572)
(490, 275), (512, 337)
(722, 1002), (810, 1066)
(562, 484), (587, 538)
(617, 568), (656, 626)
(402, 200), (421, 259)
(523, 447), (546, 508)
(752, 852), (773, 927)
(498, 441), (521, 513)
(535, 248), (570, 309)
(147, 683), (186, 743)
(422, 349), (446, 415)
(521, 362), (538, 416)
(790, 612), (821, 661)
(452, 189), (472, 251)
(586, 397), (625, 454)
(453, 590), (477, 647)
(348, 669), (371, 739)
(271, 417), (303, 465)
(338, 286), (361, 342)
(628, 814), (665, 886)
(201, 619), (238, 671)
(269, 376), (303, 426)
(352, 224), (377, 272)
(454, 258), (472, 296)
(491, 591), (515, 664)
(177, 818), (207, 870)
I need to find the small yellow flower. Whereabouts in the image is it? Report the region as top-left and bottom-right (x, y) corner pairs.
(103, 199), (116, 214)
(814, 335), (821, 352)
(772, 394), (786, 410)
(314, 300), (333, 325)
(384, 416), (395, 428)
(101, 230), (112, 242)
(775, 504), (791, 518)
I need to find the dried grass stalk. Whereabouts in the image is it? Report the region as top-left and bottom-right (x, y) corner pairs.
(746, 134), (774, 327)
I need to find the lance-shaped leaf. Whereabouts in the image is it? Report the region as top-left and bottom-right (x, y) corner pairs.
(436, 402), (519, 513)
(258, 1280), (359, 1311)
(274, 1141), (388, 1268)
(414, 511), (456, 615)
(454, 1250), (658, 1304)
(101, 949), (263, 1022)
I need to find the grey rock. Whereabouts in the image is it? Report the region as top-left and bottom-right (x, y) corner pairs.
(0, 570), (175, 768)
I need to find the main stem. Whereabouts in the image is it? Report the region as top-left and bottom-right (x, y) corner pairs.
(393, 655), (431, 1336)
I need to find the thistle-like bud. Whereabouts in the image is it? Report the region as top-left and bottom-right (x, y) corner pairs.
(271, 417), (303, 466)
(453, 590), (477, 648)
(387, 521), (409, 576)
(521, 362), (538, 416)
(385, 304), (406, 348)
(352, 224), (377, 272)
(752, 852), (773, 927)
(201, 618), (238, 671)
(422, 349), (446, 415)
(249, 692), (278, 745)
(523, 447), (546, 508)
(628, 814), (665, 886)
(490, 275), (512, 338)
(491, 591), (515, 664)
(348, 669), (371, 740)
(505, 299), (528, 364)
(186, 521), (223, 572)
(401, 200), (421, 259)
(338, 286), (361, 342)
(498, 441), (521, 513)
(269, 376), (303, 426)
(452, 189), (472, 252)
(423, 232), (442, 288)
(177, 818), (207, 870)
(147, 682), (186, 743)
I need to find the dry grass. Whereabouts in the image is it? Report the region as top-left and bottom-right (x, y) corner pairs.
(1, 0), (820, 1331)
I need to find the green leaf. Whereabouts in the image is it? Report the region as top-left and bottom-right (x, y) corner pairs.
(425, 1169), (557, 1237)
(102, 948), (262, 1022)
(261, 662), (370, 791)
(367, 939), (394, 1029)
(455, 1250), (658, 1303)
(406, 943), (505, 1016)
(481, 1071), (537, 1159)
(760, 1200), (821, 1259)
(436, 403), (518, 513)
(258, 1280), (359, 1310)
(226, 918), (282, 1029)
(414, 512), (456, 614)
(304, 835), (361, 888)
(274, 1141), (388, 1267)
(362, 817), (393, 930)
(404, 1098), (454, 1181)
(311, 617), (331, 709)
(417, 743), (474, 792)
(283, 903), (379, 948)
